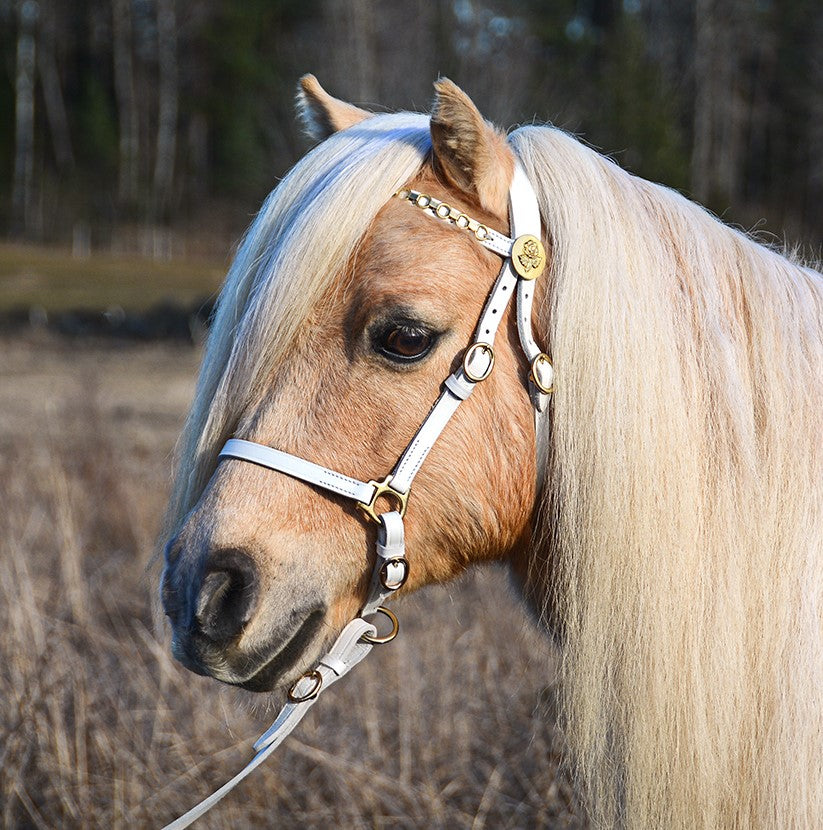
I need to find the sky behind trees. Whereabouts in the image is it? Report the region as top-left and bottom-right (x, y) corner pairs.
(2, 0), (821, 253)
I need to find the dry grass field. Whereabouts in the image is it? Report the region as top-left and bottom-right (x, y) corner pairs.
(0, 333), (583, 829)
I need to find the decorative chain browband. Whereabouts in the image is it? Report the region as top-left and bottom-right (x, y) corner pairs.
(398, 188), (496, 241)
(396, 188), (548, 283)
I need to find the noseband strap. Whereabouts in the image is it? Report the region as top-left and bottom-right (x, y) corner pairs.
(164, 161), (552, 829)
(220, 439), (376, 504)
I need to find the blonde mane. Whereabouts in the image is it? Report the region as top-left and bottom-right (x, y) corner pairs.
(511, 126), (823, 827)
(168, 114), (823, 828)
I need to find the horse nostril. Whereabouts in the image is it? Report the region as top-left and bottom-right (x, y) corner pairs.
(195, 549), (258, 644)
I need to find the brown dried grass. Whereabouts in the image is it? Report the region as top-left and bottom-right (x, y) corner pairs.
(0, 336), (583, 829)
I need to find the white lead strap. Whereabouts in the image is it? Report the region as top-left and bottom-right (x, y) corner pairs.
(161, 618), (378, 830)
(162, 160), (550, 828)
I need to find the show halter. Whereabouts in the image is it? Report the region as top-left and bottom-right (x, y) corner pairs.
(162, 162), (552, 829)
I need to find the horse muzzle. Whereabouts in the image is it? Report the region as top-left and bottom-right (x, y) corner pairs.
(162, 545), (328, 692)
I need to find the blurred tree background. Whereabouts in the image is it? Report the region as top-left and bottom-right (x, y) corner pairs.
(1, 0), (821, 257)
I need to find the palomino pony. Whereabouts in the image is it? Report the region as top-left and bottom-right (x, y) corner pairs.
(161, 76), (823, 828)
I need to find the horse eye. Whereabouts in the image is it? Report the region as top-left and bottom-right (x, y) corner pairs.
(378, 325), (434, 362)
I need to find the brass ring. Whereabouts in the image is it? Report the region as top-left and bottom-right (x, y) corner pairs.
(435, 202), (451, 218)
(463, 342), (495, 382)
(361, 607), (399, 645)
(379, 557), (409, 591)
(287, 669), (323, 702)
(356, 475), (409, 524)
(415, 194), (431, 208)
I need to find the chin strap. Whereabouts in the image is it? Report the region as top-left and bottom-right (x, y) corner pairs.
(162, 161), (551, 828)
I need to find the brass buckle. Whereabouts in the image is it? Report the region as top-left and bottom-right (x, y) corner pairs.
(287, 669), (323, 702)
(379, 557), (409, 591)
(361, 607), (399, 644)
(463, 342), (495, 382)
(530, 352), (554, 394)
(356, 475), (409, 524)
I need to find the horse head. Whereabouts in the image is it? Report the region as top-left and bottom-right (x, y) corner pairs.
(161, 77), (549, 694)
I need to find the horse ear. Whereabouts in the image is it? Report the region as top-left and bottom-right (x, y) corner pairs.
(430, 78), (514, 216)
(296, 74), (373, 141)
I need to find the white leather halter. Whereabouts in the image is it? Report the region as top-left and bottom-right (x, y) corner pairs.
(163, 162), (552, 829)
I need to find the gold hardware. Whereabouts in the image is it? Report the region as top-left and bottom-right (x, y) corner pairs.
(379, 557), (409, 591)
(356, 475), (409, 524)
(462, 342), (495, 382)
(530, 353), (554, 394)
(511, 234), (546, 280)
(288, 669), (323, 702)
(361, 607), (399, 644)
(399, 189), (494, 245)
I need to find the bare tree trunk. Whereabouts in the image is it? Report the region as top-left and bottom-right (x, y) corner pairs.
(692, 0), (717, 203)
(112, 0), (138, 206)
(322, 0), (378, 103)
(186, 111), (208, 203)
(12, 0), (39, 238)
(808, 10), (823, 236)
(691, 0), (749, 207)
(38, 0), (72, 172)
(153, 0), (177, 222)
(348, 0), (377, 103)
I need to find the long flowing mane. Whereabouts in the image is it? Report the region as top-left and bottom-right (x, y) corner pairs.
(511, 127), (823, 826)
(168, 113), (823, 827)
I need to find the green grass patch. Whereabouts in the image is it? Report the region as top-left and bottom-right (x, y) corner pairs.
(0, 241), (227, 312)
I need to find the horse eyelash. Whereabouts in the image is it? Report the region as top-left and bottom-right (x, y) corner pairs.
(368, 318), (442, 364)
